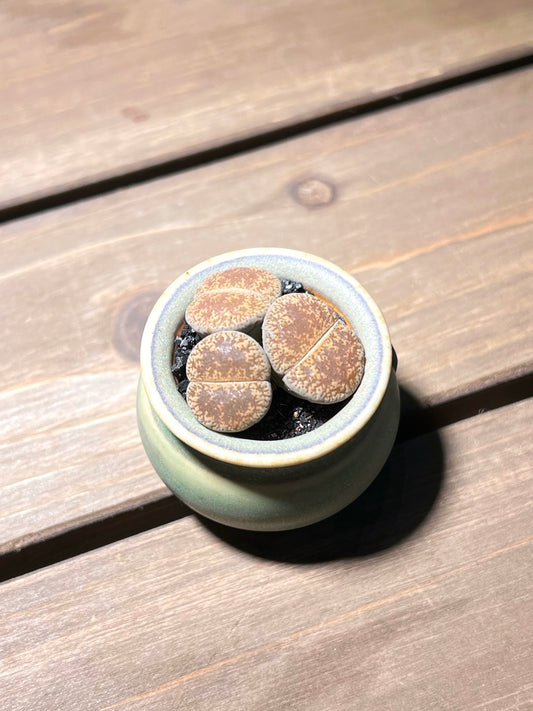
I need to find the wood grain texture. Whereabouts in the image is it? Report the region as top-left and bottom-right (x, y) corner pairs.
(1, 0), (532, 208)
(1, 399), (532, 711)
(1, 70), (532, 553)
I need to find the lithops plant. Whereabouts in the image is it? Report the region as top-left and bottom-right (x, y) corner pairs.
(262, 292), (365, 404)
(186, 330), (272, 433)
(185, 266), (282, 336)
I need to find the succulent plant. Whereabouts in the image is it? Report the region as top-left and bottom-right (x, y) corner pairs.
(185, 330), (272, 433)
(262, 293), (365, 404)
(185, 266), (281, 336)
(178, 269), (365, 432)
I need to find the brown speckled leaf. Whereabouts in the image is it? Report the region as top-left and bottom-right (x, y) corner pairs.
(187, 381), (272, 433)
(283, 320), (365, 404)
(262, 293), (338, 375)
(197, 267), (281, 299)
(186, 331), (271, 383)
(185, 289), (272, 335)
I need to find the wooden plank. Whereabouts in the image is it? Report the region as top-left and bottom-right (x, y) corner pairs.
(1, 69), (532, 553)
(1, 399), (531, 711)
(1, 0), (532, 209)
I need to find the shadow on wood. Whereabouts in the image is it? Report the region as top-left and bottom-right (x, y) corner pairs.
(197, 385), (444, 563)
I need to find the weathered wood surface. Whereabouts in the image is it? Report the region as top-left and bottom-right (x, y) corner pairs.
(1, 69), (532, 554)
(1, 0), (532, 209)
(1, 399), (531, 711)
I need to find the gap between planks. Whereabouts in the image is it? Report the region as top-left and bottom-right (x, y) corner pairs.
(1, 374), (531, 584)
(1, 51), (532, 226)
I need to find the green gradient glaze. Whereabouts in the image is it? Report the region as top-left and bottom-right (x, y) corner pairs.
(137, 248), (400, 531)
(137, 372), (399, 531)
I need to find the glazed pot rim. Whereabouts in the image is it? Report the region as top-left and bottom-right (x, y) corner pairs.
(140, 248), (392, 468)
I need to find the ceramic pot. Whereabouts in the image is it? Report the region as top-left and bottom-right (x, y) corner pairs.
(137, 248), (400, 531)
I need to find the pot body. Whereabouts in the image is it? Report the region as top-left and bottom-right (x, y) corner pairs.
(137, 247), (400, 531)
(137, 369), (400, 531)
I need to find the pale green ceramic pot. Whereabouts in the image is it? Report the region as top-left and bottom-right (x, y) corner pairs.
(137, 248), (400, 531)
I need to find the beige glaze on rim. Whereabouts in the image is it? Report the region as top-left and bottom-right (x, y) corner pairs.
(140, 248), (392, 468)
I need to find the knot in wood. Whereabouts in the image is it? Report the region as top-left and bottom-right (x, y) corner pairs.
(113, 290), (161, 362)
(292, 178), (336, 208)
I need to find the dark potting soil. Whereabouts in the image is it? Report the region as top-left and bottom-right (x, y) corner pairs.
(171, 323), (202, 383)
(234, 386), (349, 440)
(279, 278), (306, 295)
(171, 278), (348, 440)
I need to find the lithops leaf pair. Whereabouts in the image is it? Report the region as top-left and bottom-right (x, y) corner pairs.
(262, 293), (365, 404)
(186, 331), (272, 433)
(186, 267), (282, 336)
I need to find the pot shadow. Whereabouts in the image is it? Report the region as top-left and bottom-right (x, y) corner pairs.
(196, 385), (445, 563)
